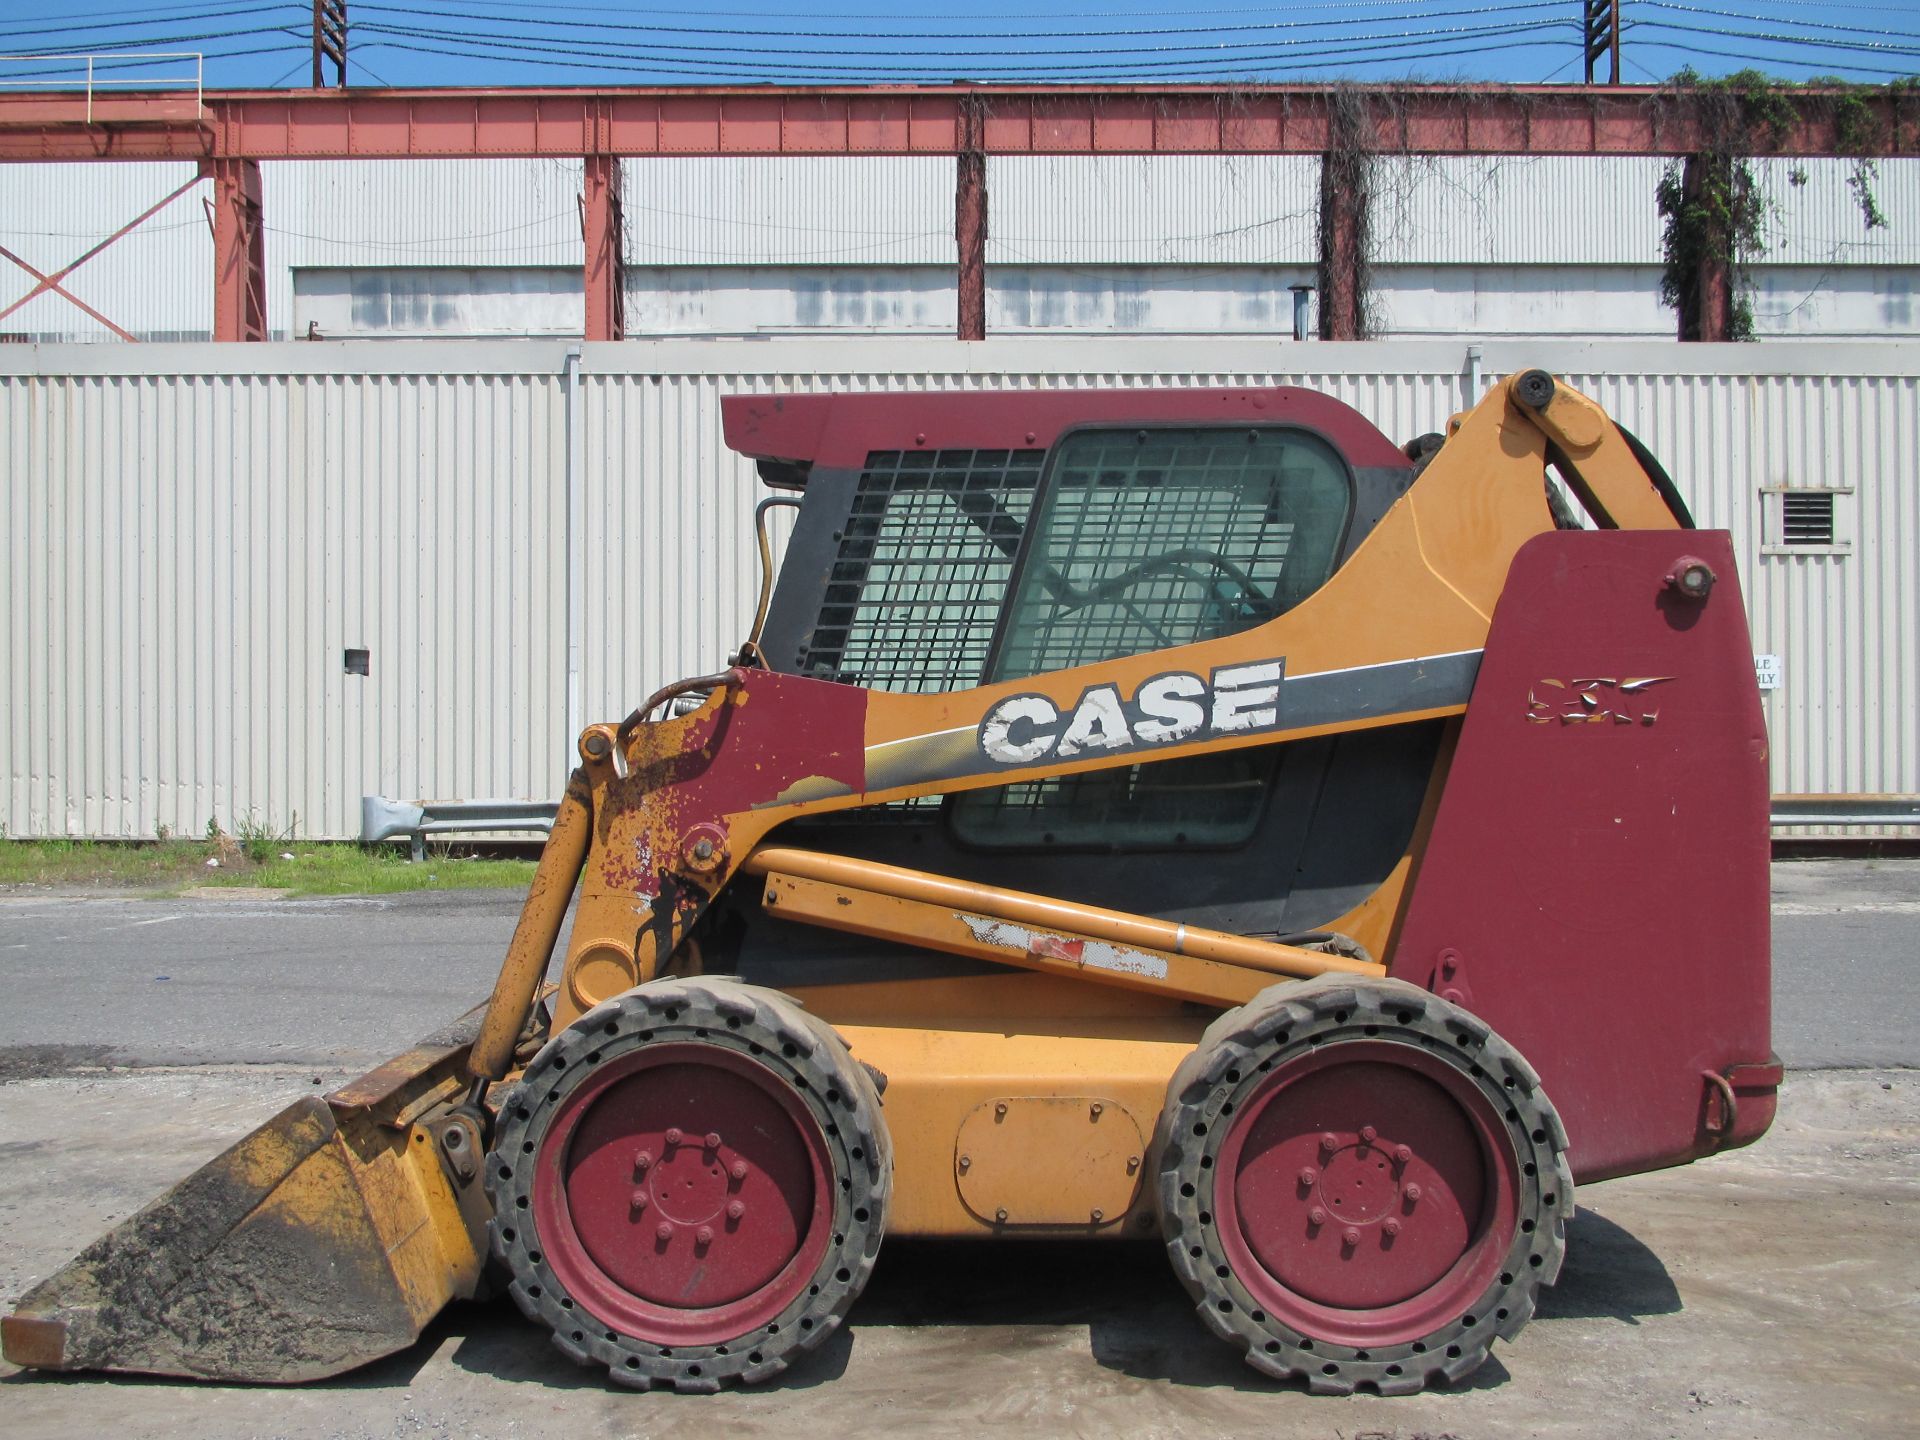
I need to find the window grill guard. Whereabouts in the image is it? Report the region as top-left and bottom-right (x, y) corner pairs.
(797, 447), (1044, 694)
(798, 429), (1347, 845)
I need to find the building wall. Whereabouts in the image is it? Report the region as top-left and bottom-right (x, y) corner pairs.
(3, 337), (1913, 840)
(5, 156), (1916, 343)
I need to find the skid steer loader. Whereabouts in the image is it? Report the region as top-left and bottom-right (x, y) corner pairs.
(4, 369), (1778, 1395)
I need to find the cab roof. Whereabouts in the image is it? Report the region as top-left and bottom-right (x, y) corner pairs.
(721, 387), (1409, 483)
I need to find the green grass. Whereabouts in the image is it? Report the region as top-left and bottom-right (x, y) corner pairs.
(0, 837), (536, 898)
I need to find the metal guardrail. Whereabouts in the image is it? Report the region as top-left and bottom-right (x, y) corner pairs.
(0, 52), (204, 123)
(361, 796), (559, 862)
(361, 792), (1920, 860)
(1768, 794), (1920, 829)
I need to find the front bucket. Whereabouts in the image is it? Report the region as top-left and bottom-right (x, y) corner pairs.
(3, 1022), (491, 1382)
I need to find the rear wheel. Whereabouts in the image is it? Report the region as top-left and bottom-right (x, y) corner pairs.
(486, 978), (890, 1391)
(1153, 975), (1571, 1394)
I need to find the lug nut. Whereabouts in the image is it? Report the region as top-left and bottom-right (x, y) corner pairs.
(1320, 1133), (1340, 1154)
(696, 1226), (714, 1247)
(1342, 1228), (1362, 1248)
(705, 1131), (723, 1150)
(1361, 1125), (1378, 1144)
(665, 1127), (684, 1146)
(655, 1222), (673, 1243)
(958, 1155), (972, 1172)
(730, 1160), (749, 1182)
(1383, 1218), (1402, 1238)
(1308, 1206), (1328, 1227)
(727, 1200), (746, 1222)
(995, 1207), (1009, 1223)
(1393, 1144), (1412, 1166)
(1298, 1167), (1318, 1187)
(1091, 1208), (1104, 1223)
(630, 1189), (649, 1211)
(1405, 1183), (1422, 1205)
(632, 1148), (654, 1172)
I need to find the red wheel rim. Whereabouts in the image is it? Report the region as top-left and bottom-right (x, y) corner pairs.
(1211, 1041), (1518, 1348)
(531, 1044), (834, 1345)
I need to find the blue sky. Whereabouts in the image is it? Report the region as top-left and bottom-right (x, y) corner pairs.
(0, 0), (1914, 90)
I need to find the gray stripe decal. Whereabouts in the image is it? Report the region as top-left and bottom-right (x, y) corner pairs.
(877, 648), (1482, 791)
(1278, 648), (1482, 731)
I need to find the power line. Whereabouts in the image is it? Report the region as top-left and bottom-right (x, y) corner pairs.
(4, 28), (307, 60)
(354, 32), (1585, 83)
(347, 16), (1578, 73)
(349, 0), (1577, 45)
(1639, 2), (1918, 43)
(0, 5), (303, 40)
(1627, 19), (1920, 59)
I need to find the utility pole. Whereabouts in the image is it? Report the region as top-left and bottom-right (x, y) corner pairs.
(1583, 0), (1620, 85)
(311, 0), (348, 88)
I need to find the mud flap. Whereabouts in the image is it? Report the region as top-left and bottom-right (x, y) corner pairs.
(2, 1023), (492, 1382)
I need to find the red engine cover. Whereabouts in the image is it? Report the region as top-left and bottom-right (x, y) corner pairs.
(1391, 530), (1775, 1184)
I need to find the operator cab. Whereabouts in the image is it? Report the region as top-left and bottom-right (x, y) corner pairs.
(724, 388), (1440, 950)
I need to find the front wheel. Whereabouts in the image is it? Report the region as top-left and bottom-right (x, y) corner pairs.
(486, 978), (890, 1391)
(1153, 976), (1571, 1395)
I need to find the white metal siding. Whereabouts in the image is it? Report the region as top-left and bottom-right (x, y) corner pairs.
(7, 155), (1920, 344)
(3, 356), (568, 838)
(1752, 158), (1920, 266)
(625, 265), (957, 334)
(265, 159), (586, 341)
(0, 161), (212, 340)
(1370, 156), (1668, 267)
(622, 156), (955, 266)
(3, 338), (1915, 838)
(988, 155), (1319, 265)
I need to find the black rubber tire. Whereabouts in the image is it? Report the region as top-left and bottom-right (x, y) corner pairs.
(485, 977), (891, 1392)
(1152, 974), (1572, 1396)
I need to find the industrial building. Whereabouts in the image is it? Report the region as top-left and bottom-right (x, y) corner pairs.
(2, 85), (1916, 840)
(4, 154), (1917, 342)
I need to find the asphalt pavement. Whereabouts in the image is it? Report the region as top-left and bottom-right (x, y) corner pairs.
(1, 859), (1915, 1439)
(0, 859), (1913, 1074)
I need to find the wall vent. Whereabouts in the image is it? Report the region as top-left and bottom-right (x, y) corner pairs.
(1763, 487), (1850, 555)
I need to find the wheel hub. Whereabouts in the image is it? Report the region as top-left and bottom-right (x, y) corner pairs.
(532, 1043), (831, 1337)
(1215, 1040), (1509, 1338)
(1305, 1133), (1406, 1225)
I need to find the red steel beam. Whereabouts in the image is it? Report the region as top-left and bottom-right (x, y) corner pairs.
(1318, 162), (1365, 342)
(582, 152), (624, 342)
(207, 157), (266, 342)
(1, 85), (1916, 162)
(955, 96), (987, 342)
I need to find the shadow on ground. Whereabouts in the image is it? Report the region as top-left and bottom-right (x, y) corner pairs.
(2, 1206), (1679, 1399)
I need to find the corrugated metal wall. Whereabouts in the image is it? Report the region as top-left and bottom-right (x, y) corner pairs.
(988, 155), (1319, 265)
(624, 156), (954, 266)
(0, 161), (212, 340)
(3, 338), (1914, 839)
(1371, 156), (1669, 266)
(8, 157), (1917, 342)
(266, 159), (587, 339)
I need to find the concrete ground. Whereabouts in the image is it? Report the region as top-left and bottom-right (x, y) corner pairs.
(1, 860), (1916, 1438)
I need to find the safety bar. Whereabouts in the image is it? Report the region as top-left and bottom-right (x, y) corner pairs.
(359, 796), (558, 862)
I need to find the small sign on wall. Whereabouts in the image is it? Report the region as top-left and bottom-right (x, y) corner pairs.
(1754, 654), (1782, 691)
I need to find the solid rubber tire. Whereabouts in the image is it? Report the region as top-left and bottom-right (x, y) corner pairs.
(485, 977), (891, 1392)
(1152, 974), (1573, 1395)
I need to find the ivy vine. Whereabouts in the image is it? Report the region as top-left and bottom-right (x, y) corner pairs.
(1654, 69), (1905, 340)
